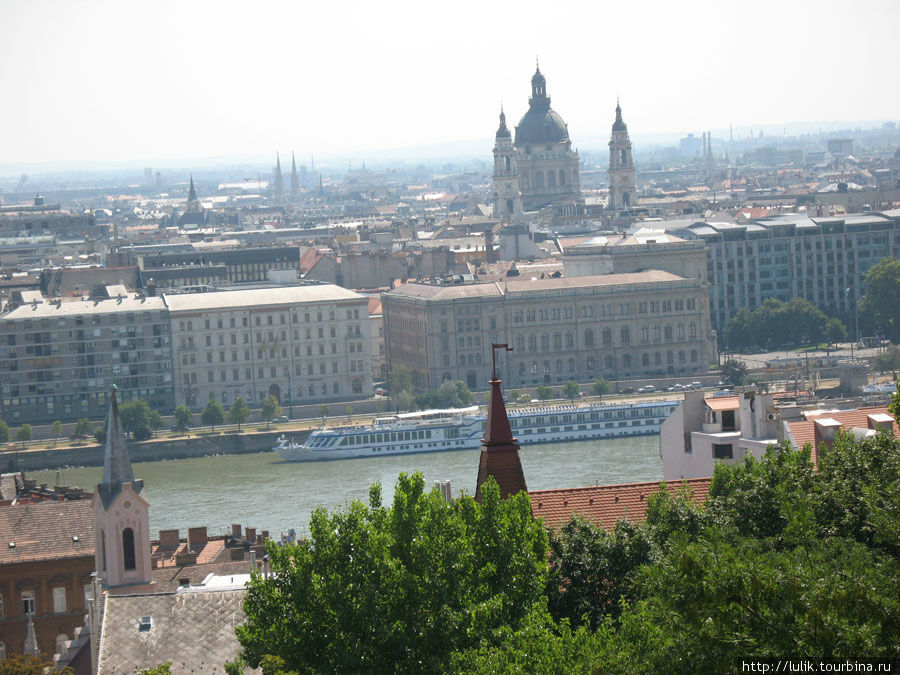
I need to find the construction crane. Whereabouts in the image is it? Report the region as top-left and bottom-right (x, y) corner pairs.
(15, 174), (27, 192)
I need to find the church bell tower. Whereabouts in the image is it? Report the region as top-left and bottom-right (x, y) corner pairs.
(92, 385), (151, 588)
(608, 102), (636, 211)
(492, 108), (522, 221)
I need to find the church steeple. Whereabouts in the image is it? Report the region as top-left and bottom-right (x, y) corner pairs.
(98, 385), (138, 508)
(290, 151), (300, 198)
(187, 174), (198, 203)
(529, 62), (549, 107)
(608, 101), (636, 211)
(475, 344), (527, 501)
(274, 152), (285, 203)
(93, 384), (151, 588)
(496, 106), (511, 139)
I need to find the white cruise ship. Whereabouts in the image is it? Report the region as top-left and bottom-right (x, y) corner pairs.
(274, 399), (678, 462)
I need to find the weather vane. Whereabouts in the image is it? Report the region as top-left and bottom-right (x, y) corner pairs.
(491, 342), (513, 381)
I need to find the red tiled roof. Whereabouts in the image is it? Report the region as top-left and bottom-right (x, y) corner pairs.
(530, 477), (711, 530)
(706, 395), (740, 411)
(0, 499), (94, 565)
(786, 406), (899, 466)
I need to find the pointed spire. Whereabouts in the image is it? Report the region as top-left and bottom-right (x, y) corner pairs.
(274, 152), (285, 202)
(187, 174), (198, 203)
(24, 612), (39, 655)
(98, 384), (138, 508)
(475, 344), (527, 501)
(612, 101), (627, 132)
(290, 151), (300, 197)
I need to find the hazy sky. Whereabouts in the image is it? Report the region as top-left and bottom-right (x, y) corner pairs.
(2, 0), (898, 166)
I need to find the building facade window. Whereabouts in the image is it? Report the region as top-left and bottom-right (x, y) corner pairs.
(53, 587), (67, 614)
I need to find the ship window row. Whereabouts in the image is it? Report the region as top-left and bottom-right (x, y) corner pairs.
(340, 429), (434, 446)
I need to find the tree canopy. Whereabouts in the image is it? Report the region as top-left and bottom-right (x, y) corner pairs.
(860, 256), (900, 341)
(722, 297), (844, 350)
(173, 405), (193, 434)
(229, 397), (250, 430)
(261, 396), (282, 429)
(119, 399), (154, 441)
(234, 475), (548, 673)
(201, 399), (226, 431)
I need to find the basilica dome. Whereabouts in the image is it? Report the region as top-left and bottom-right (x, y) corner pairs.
(513, 66), (570, 146)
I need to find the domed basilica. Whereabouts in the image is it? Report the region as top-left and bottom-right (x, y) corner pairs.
(493, 65), (635, 221)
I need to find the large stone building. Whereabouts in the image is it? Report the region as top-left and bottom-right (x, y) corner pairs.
(677, 210), (900, 333)
(492, 66), (582, 218)
(0, 289), (174, 425)
(383, 271), (715, 391)
(166, 285), (372, 409)
(559, 229), (707, 282)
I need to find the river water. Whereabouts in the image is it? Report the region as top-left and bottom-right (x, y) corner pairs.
(30, 435), (662, 539)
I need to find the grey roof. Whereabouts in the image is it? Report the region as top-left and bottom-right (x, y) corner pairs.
(163, 284), (364, 313)
(98, 388), (139, 508)
(97, 589), (253, 674)
(4, 294), (165, 319)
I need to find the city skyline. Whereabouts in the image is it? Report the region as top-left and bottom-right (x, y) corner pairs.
(1, 0), (899, 166)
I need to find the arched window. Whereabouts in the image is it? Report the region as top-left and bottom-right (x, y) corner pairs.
(689, 322), (697, 338)
(56, 633), (69, 653)
(691, 349), (698, 363)
(559, 169), (565, 185)
(504, 156), (510, 172)
(584, 329), (594, 347)
(605, 355), (614, 371)
(519, 362), (526, 376)
(623, 354), (632, 369)
(556, 359), (562, 373)
(531, 362), (538, 374)
(535, 171), (544, 188)
(642, 353), (650, 366)
(122, 528), (136, 571)
(586, 357), (594, 370)
(620, 326), (630, 344)
(677, 323), (685, 340)
(352, 378), (362, 394)
(664, 325), (673, 341)
(458, 355), (465, 366)
(654, 352), (662, 366)
(308, 385), (315, 397)
(548, 171), (556, 187)
(333, 382), (340, 394)
(666, 351), (674, 365)
(543, 361), (550, 374)
(568, 358), (575, 372)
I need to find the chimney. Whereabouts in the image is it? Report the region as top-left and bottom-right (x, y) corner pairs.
(187, 526), (208, 552)
(231, 523), (242, 538)
(813, 418), (843, 452)
(245, 526), (256, 542)
(867, 413), (895, 433)
(158, 529), (180, 550)
(249, 549), (257, 573)
(174, 549), (198, 566)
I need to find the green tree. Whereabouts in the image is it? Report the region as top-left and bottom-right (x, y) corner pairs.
(94, 427), (107, 444)
(73, 417), (94, 445)
(0, 653), (73, 675)
(15, 424), (32, 447)
(138, 664), (172, 675)
(389, 364), (413, 394)
(591, 378), (611, 399)
(860, 256), (900, 341)
(0, 419), (8, 444)
(318, 404), (329, 421)
(119, 399), (153, 441)
(536, 385), (554, 400)
(201, 399), (226, 431)
(562, 381), (580, 401)
(262, 395), (282, 430)
(825, 317), (848, 346)
(721, 357), (748, 386)
(229, 396), (250, 431)
(395, 390), (415, 412)
(874, 345), (900, 378)
(234, 475), (548, 673)
(173, 405), (193, 434)
(345, 405), (353, 422)
(148, 409), (164, 438)
(52, 420), (63, 447)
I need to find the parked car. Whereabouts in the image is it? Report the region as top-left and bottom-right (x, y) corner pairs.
(274, 415), (289, 423)
(619, 387), (636, 394)
(690, 381), (703, 390)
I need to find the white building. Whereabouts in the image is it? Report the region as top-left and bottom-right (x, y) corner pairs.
(165, 284), (372, 410)
(659, 389), (779, 480)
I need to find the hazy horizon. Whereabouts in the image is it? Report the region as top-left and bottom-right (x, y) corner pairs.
(2, 0), (898, 171)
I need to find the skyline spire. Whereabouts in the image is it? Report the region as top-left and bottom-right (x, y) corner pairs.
(98, 385), (139, 508)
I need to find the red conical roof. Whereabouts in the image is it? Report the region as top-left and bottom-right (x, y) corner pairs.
(475, 377), (527, 501)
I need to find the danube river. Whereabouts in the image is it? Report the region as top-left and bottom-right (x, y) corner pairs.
(31, 435), (662, 539)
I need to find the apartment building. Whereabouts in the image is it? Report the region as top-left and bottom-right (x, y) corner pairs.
(679, 211), (900, 332)
(165, 285), (372, 410)
(0, 291), (173, 424)
(383, 271), (715, 391)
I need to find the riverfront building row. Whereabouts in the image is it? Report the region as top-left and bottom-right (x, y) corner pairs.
(382, 270), (716, 392)
(0, 284), (372, 424)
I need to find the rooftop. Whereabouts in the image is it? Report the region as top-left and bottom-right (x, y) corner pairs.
(163, 284), (364, 312)
(0, 499), (94, 565)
